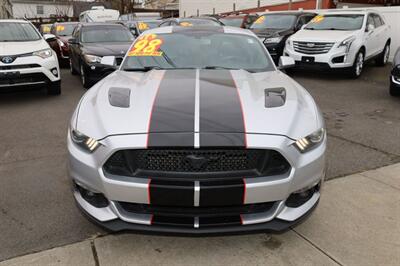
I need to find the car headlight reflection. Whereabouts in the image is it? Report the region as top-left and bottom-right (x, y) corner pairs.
(84, 54), (102, 64)
(294, 128), (325, 153)
(71, 129), (100, 152)
(33, 48), (53, 59)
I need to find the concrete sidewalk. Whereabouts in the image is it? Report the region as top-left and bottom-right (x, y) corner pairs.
(1, 164), (399, 266)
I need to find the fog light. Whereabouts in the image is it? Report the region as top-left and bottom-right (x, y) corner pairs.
(91, 66), (96, 70)
(285, 182), (321, 208)
(75, 183), (108, 208)
(51, 68), (58, 77)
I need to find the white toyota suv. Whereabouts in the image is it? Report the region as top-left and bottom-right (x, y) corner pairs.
(0, 19), (61, 95)
(284, 10), (391, 78)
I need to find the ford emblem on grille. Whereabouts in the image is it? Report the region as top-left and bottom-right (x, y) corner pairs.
(1, 56), (14, 64)
(306, 43), (315, 48)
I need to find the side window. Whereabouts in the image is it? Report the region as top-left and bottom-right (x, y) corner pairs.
(373, 14), (383, 27)
(159, 21), (170, 27)
(305, 15), (315, 23)
(367, 15), (375, 29)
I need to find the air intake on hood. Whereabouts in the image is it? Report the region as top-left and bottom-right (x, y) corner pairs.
(265, 88), (286, 108)
(108, 87), (131, 108)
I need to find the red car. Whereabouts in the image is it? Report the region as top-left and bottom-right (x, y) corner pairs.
(49, 22), (78, 65)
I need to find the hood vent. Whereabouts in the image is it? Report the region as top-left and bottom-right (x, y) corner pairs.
(265, 88), (286, 108)
(108, 87), (131, 108)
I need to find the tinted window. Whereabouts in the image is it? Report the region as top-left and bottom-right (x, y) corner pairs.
(0, 22), (41, 42)
(81, 26), (133, 43)
(305, 14), (364, 30)
(122, 32), (274, 73)
(250, 15), (297, 29)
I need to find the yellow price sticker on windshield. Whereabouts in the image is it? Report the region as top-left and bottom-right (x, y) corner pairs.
(56, 25), (65, 32)
(128, 34), (163, 57)
(43, 26), (51, 33)
(138, 22), (149, 31)
(311, 15), (324, 23)
(254, 16), (265, 24)
(179, 22), (193, 27)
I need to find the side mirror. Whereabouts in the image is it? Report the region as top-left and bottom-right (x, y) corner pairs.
(366, 24), (375, 32)
(278, 56), (295, 70)
(43, 34), (56, 42)
(101, 56), (117, 67)
(68, 38), (78, 45)
(301, 24), (307, 30)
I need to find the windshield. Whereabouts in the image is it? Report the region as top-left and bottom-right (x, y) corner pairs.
(305, 14), (364, 30)
(55, 24), (77, 36)
(250, 15), (296, 29)
(81, 26), (133, 43)
(219, 18), (243, 27)
(179, 19), (220, 26)
(121, 32), (274, 73)
(0, 22), (41, 42)
(137, 21), (160, 32)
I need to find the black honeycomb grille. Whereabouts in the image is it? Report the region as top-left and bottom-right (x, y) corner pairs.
(103, 149), (290, 179)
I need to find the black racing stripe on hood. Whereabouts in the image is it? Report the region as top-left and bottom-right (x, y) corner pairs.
(199, 70), (246, 147)
(147, 70), (196, 147)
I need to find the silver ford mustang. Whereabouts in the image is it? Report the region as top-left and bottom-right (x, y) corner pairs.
(68, 26), (326, 234)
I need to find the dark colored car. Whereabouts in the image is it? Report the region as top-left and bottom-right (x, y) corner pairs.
(218, 14), (259, 28)
(48, 22), (79, 65)
(68, 23), (134, 88)
(390, 47), (400, 96)
(250, 12), (316, 63)
(159, 17), (224, 27)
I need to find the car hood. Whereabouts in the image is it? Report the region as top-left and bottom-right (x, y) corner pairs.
(251, 28), (293, 38)
(81, 42), (132, 57)
(291, 29), (357, 42)
(75, 69), (322, 141)
(0, 39), (48, 56)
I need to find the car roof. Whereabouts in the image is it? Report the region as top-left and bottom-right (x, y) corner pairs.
(0, 19), (31, 23)
(320, 9), (372, 15)
(54, 21), (79, 25)
(79, 22), (126, 27)
(142, 25), (256, 37)
(259, 11), (316, 16)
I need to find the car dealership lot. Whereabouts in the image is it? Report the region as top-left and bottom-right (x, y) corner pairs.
(0, 65), (399, 261)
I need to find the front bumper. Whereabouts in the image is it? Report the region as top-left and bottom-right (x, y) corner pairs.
(284, 44), (355, 69)
(0, 54), (60, 89)
(68, 133), (326, 234)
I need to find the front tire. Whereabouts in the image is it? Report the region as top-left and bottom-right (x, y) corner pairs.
(349, 51), (364, 78)
(70, 58), (78, 75)
(376, 42), (390, 67)
(80, 64), (92, 89)
(390, 80), (400, 97)
(47, 81), (61, 95)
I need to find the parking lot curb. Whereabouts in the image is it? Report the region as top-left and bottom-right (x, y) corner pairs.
(1, 163), (399, 265)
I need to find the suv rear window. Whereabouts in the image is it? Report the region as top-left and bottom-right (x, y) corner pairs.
(0, 22), (41, 42)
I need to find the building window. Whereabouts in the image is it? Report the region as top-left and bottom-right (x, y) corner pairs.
(37, 5), (44, 15)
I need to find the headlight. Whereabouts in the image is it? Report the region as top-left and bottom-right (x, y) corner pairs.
(294, 128), (325, 153)
(70, 129), (100, 152)
(258, 37), (266, 43)
(84, 54), (102, 64)
(285, 38), (292, 49)
(33, 49), (53, 59)
(264, 36), (283, 44)
(338, 37), (356, 53)
(57, 39), (65, 47)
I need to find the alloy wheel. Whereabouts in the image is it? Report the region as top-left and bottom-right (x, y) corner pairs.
(355, 53), (364, 77)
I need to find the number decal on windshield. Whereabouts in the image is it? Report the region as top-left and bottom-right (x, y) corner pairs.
(179, 22), (193, 27)
(311, 15), (324, 24)
(128, 34), (163, 57)
(138, 22), (149, 31)
(254, 16), (265, 24)
(56, 25), (65, 32)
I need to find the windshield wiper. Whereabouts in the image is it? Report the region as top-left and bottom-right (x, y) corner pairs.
(202, 66), (237, 70)
(123, 66), (164, 72)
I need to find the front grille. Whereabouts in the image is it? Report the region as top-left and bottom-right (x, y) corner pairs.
(0, 64), (41, 70)
(293, 41), (334, 54)
(0, 73), (48, 86)
(103, 149), (291, 179)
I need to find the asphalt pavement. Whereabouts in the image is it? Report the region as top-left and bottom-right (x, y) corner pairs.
(0, 64), (399, 261)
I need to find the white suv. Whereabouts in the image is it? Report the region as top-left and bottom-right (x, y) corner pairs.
(284, 10), (391, 78)
(0, 20), (61, 95)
